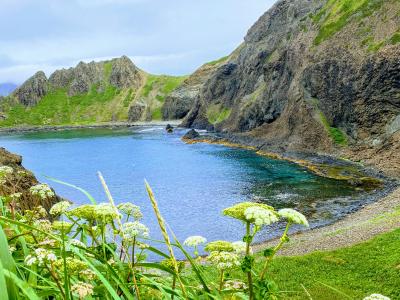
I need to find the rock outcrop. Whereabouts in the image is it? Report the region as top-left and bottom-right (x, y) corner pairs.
(0, 148), (59, 211)
(178, 0), (400, 175)
(14, 71), (48, 106)
(162, 63), (220, 120)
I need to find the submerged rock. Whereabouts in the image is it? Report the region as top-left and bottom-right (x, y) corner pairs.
(165, 124), (174, 133)
(182, 129), (200, 140)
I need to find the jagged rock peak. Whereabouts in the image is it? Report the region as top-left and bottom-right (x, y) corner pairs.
(109, 55), (143, 89)
(14, 71), (48, 106)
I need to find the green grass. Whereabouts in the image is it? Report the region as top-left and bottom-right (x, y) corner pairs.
(319, 112), (348, 145)
(0, 85), (121, 126)
(390, 31), (400, 45)
(194, 229), (400, 299)
(151, 107), (162, 120)
(313, 0), (385, 45)
(141, 74), (186, 98)
(206, 104), (231, 125)
(204, 55), (229, 66)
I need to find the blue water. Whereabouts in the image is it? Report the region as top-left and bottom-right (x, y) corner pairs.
(0, 127), (362, 252)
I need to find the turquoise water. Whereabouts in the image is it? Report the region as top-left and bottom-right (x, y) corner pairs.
(0, 127), (363, 248)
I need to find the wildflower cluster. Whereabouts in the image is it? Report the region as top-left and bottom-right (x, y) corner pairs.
(183, 235), (207, 247)
(278, 208), (309, 226)
(363, 294), (391, 300)
(49, 200), (71, 216)
(25, 248), (57, 266)
(117, 202), (143, 220)
(29, 184), (55, 200)
(122, 221), (149, 242)
(71, 282), (94, 298)
(244, 206), (279, 226)
(207, 251), (241, 270)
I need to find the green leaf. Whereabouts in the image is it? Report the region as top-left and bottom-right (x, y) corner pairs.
(3, 269), (41, 300)
(45, 176), (97, 204)
(0, 225), (17, 299)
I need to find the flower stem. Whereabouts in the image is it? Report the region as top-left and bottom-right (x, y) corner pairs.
(260, 222), (291, 280)
(246, 222), (254, 300)
(218, 270), (225, 292)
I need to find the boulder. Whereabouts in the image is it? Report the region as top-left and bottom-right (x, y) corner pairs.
(182, 129), (200, 140)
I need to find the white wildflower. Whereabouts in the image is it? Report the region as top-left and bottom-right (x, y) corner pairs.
(94, 203), (120, 221)
(207, 251), (240, 270)
(278, 208), (309, 227)
(69, 239), (87, 248)
(244, 206), (279, 226)
(8, 246), (16, 253)
(232, 241), (250, 255)
(224, 280), (247, 290)
(71, 282), (94, 298)
(25, 248), (57, 266)
(38, 239), (57, 247)
(122, 221), (149, 242)
(0, 166), (13, 175)
(34, 219), (52, 232)
(117, 202), (143, 220)
(9, 193), (22, 201)
(364, 294), (391, 300)
(29, 184), (55, 200)
(184, 235), (207, 247)
(79, 269), (96, 280)
(25, 256), (37, 266)
(49, 201), (71, 216)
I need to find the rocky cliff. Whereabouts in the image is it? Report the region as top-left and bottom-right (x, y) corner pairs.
(0, 148), (59, 211)
(177, 0), (400, 176)
(0, 56), (185, 125)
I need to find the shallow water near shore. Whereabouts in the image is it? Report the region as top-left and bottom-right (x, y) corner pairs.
(0, 127), (372, 256)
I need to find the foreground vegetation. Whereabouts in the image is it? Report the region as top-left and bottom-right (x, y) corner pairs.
(0, 166), (396, 299)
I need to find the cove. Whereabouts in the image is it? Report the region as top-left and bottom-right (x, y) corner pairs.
(0, 127), (369, 247)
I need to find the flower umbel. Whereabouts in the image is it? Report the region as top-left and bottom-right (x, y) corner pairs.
(29, 184), (55, 200)
(363, 294), (391, 300)
(207, 251), (240, 270)
(117, 202), (143, 220)
(278, 208), (309, 227)
(71, 282), (94, 299)
(183, 235), (207, 247)
(122, 221), (149, 242)
(244, 206), (279, 226)
(49, 201), (71, 216)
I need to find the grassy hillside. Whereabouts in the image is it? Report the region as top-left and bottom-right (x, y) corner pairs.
(0, 74), (186, 127)
(139, 74), (187, 120)
(193, 228), (400, 299)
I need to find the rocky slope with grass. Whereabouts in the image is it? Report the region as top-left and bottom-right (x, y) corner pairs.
(178, 0), (400, 176)
(0, 56), (186, 126)
(0, 148), (59, 211)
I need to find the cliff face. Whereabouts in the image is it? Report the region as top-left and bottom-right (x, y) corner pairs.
(178, 0), (400, 175)
(1, 56), (185, 125)
(0, 148), (59, 211)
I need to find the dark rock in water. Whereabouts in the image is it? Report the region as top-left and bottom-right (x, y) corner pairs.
(165, 124), (174, 133)
(182, 129), (200, 140)
(0, 147), (60, 211)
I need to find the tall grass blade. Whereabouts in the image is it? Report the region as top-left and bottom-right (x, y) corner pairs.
(0, 225), (17, 299)
(145, 180), (188, 299)
(4, 269), (41, 300)
(316, 281), (353, 299)
(0, 260), (9, 300)
(45, 176), (97, 204)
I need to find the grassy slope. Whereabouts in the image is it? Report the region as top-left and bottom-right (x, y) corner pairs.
(139, 74), (187, 120)
(0, 73), (186, 127)
(196, 229), (400, 299)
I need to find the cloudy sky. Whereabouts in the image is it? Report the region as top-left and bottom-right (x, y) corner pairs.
(0, 0), (276, 84)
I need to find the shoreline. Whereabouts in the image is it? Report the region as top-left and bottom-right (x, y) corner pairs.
(182, 132), (400, 254)
(0, 120), (182, 134)
(1, 124), (399, 254)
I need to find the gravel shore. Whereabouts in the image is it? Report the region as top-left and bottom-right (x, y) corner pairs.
(254, 187), (400, 256)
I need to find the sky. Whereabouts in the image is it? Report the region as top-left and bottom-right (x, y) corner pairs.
(0, 0), (276, 84)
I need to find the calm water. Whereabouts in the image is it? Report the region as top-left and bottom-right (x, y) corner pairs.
(0, 127), (365, 252)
